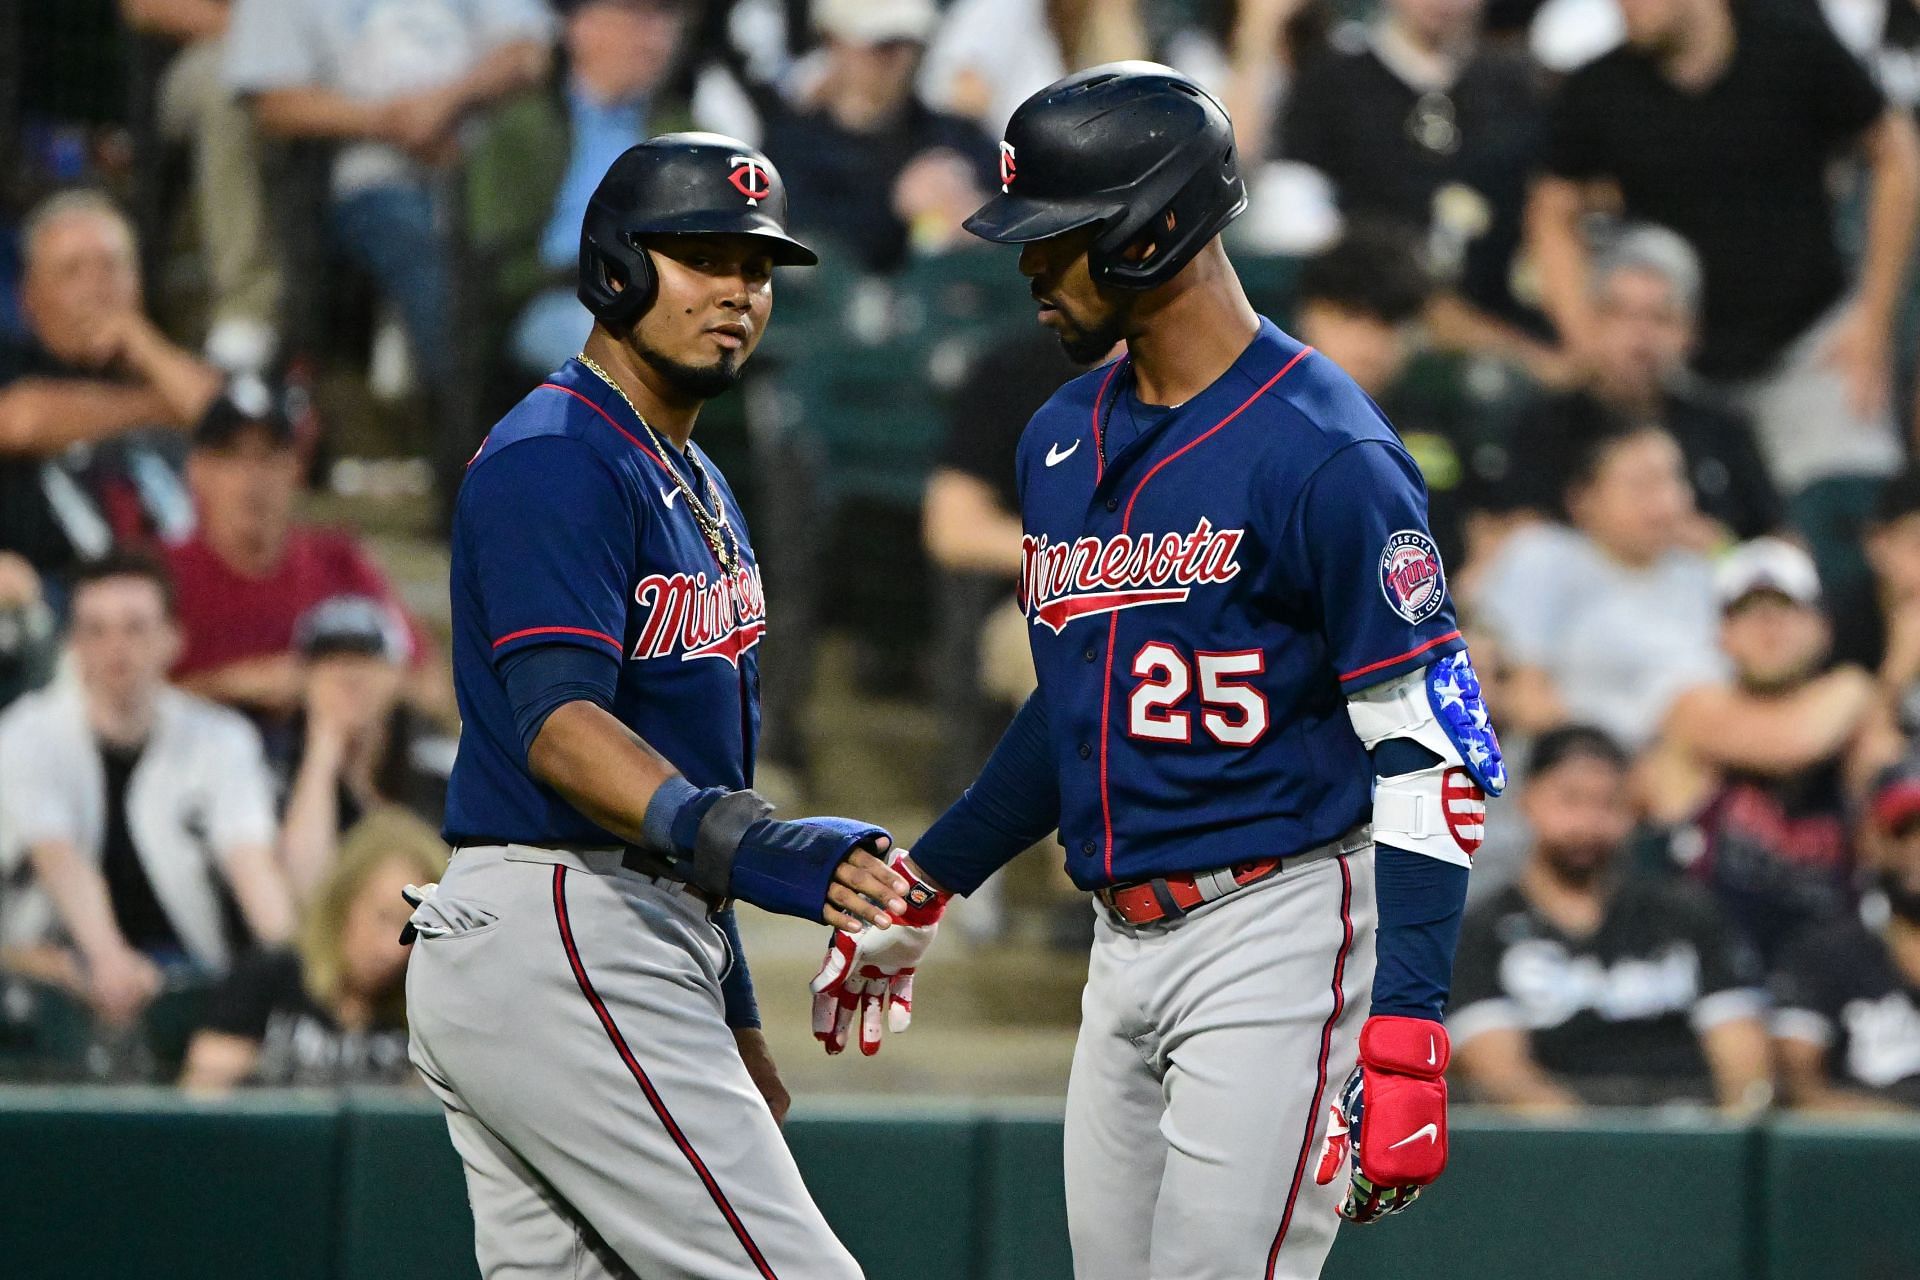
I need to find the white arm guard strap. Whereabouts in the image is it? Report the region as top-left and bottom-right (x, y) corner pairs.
(1346, 655), (1503, 870)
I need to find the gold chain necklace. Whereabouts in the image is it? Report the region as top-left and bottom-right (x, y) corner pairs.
(576, 353), (740, 576)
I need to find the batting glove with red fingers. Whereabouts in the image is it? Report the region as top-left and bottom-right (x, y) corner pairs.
(810, 853), (949, 1056)
(1314, 1015), (1450, 1224)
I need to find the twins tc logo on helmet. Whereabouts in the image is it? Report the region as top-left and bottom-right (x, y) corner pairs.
(728, 154), (770, 206)
(1380, 530), (1445, 625)
(999, 141), (1017, 193)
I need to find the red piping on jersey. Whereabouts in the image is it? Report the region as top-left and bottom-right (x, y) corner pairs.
(539, 382), (679, 481)
(1338, 630), (1462, 683)
(1091, 346), (1315, 882)
(1266, 854), (1354, 1278)
(491, 625), (623, 652)
(539, 379), (758, 780)
(551, 866), (780, 1279)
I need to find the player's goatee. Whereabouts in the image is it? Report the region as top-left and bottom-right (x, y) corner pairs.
(635, 335), (742, 400)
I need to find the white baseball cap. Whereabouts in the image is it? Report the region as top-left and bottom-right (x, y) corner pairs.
(1713, 537), (1821, 612)
(814, 0), (937, 45)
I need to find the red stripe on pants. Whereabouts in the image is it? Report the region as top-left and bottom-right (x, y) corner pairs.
(551, 865), (779, 1279)
(1265, 856), (1356, 1277)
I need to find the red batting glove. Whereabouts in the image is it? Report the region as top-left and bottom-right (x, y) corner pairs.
(1314, 1015), (1450, 1223)
(809, 853), (948, 1056)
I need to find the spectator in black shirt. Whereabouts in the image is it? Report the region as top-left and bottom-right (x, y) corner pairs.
(1518, 226), (1781, 542)
(1527, 0), (1920, 513)
(1644, 538), (1888, 967)
(759, 0), (997, 273)
(1770, 762), (1920, 1112)
(1449, 725), (1770, 1110)
(181, 806), (445, 1089)
(1279, 0), (1551, 374)
(0, 191), (223, 582)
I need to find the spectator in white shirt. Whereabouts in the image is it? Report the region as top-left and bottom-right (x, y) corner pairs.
(1470, 422), (1725, 748)
(0, 554), (294, 1027)
(223, 0), (554, 381)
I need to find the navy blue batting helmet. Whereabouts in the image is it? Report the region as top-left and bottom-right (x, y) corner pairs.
(578, 133), (817, 327)
(963, 62), (1246, 291)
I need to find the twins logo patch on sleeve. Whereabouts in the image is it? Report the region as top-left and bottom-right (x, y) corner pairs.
(1379, 530), (1445, 625)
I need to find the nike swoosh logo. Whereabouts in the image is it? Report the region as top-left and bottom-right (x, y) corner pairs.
(1387, 1123), (1439, 1151)
(1045, 440), (1079, 467)
(661, 486), (681, 510)
(1427, 1036), (1437, 1067)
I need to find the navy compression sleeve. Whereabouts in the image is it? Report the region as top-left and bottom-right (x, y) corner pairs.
(910, 692), (1060, 895)
(498, 642), (621, 762)
(715, 905), (760, 1029)
(1368, 737), (1468, 1020)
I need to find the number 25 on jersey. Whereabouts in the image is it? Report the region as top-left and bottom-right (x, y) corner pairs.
(1128, 643), (1268, 746)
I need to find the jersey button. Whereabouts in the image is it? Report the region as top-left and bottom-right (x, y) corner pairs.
(1080, 840), (1096, 856)
(1083, 648), (1097, 663)
(1105, 498), (1119, 512)
(1078, 742), (1092, 759)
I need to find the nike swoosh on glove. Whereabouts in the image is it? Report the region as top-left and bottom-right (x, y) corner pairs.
(810, 852), (948, 1056)
(1314, 1015), (1450, 1223)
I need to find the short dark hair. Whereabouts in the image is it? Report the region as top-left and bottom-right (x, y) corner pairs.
(1873, 467), (1920, 526)
(68, 551), (176, 618)
(1528, 724), (1629, 778)
(1294, 222), (1432, 327)
(1564, 421), (1674, 497)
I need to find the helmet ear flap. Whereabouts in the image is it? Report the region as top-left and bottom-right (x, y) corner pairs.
(578, 208), (658, 327)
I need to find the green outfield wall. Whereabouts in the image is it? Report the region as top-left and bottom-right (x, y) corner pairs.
(0, 1090), (1911, 1280)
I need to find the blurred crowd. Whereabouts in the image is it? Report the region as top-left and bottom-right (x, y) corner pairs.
(5, 0), (1920, 1116)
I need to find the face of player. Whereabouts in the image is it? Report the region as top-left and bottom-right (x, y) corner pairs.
(1295, 300), (1412, 398)
(69, 575), (179, 708)
(1868, 512), (1920, 603)
(188, 425), (302, 567)
(1566, 429), (1695, 565)
(565, 0), (686, 102)
(22, 208), (141, 369)
(1521, 753), (1632, 886)
(628, 235), (775, 400)
(1719, 592), (1828, 691)
(1589, 266), (1691, 407)
(1020, 226), (1138, 365)
(340, 857), (425, 999)
(1388, 0), (1484, 48)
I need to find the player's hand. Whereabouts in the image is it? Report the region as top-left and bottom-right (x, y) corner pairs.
(733, 1027), (792, 1126)
(812, 852), (948, 1056)
(822, 842), (910, 934)
(1314, 1015), (1450, 1224)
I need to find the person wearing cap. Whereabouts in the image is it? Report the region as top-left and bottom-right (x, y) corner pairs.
(1644, 537), (1885, 966)
(162, 381), (440, 723)
(279, 595), (451, 901)
(1770, 761), (1920, 1112)
(1448, 725), (1770, 1111)
(0, 553), (295, 1036)
(758, 0), (998, 271)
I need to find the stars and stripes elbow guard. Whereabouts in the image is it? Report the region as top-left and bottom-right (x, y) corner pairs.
(1346, 652), (1505, 869)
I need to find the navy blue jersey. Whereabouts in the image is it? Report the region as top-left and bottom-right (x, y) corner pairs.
(1018, 319), (1462, 888)
(444, 359), (764, 845)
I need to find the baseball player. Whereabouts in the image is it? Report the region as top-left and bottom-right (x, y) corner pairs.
(810, 65), (1506, 1280)
(404, 134), (911, 1280)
